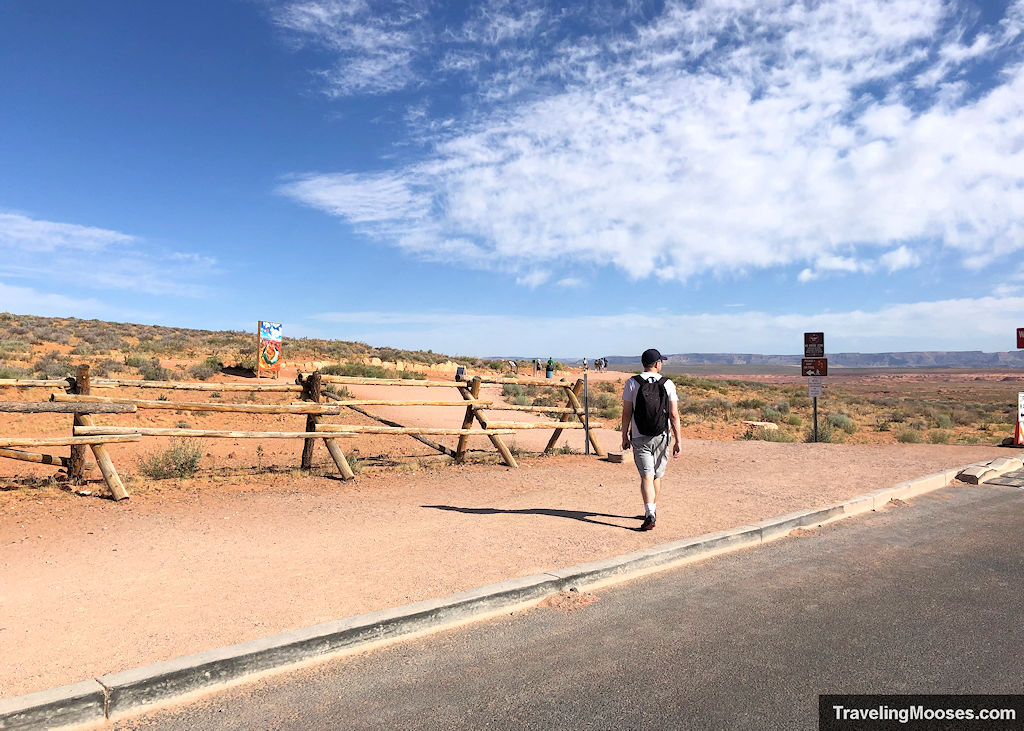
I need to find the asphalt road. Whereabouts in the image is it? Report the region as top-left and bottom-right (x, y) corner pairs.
(114, 484), (1023, 730)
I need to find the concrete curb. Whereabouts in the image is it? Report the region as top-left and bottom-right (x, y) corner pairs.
(4, 455), (1019, 729)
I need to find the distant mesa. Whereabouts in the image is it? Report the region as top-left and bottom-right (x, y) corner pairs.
(595, 351), (1024, 368)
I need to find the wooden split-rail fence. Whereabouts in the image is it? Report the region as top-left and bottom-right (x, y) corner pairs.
(0, 366), (600, 500)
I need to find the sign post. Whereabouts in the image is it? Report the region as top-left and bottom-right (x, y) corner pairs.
(802, 333), (826, 442)
(1017, 330), (1024, 445)
(583, 372), (591, 455)
(1017, 392), (1024, 446)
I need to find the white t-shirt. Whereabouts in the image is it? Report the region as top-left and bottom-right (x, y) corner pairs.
(622, 372), (678, 439)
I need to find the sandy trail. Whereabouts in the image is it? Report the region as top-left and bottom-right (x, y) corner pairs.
(0, 437), (1008, 698)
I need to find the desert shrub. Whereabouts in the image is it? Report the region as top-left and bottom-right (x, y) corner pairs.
(32, 351), (74, 379)
(80, 330), (125, 352)
(736, 398), (766, 409)
(124, 354), (145, 368)
(91, 359), (125, 377)
(345, 454), (361, 474)
(951, 409), (980, 426)
(69, 343), (94, 356)
(877, 422), (892, 432)
(935, 413), (954, 430)
(896, 429), (923, 444)
(686, 397), (733, 419)
(0, 365), (28, 378)
(742, 427), (796, 442)
(323, 385), (352, 399)
(320, 362), (424, 380)
(770, 400), (791, 415)
(786, 415), (802, 426)
(188, 363), (218, 380)
(889, 410), (908, 423)
(805, 420), (836, 443)
(760, 407), (783, 423)
(138, 357), (171, 381)
(31, 326), (70, 345)
(827, 413), (856, 434)
(590, 392), (621, 419)
(788, 395), (811, 409)
(928, 430), (951, 444)
(510, 394), (531, 406)
(502, 384), (525, 398)
(139, 438), (203, 478)
(0, 339), (31, 357)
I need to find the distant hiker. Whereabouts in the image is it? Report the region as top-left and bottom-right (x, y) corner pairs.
(583, 357), (588, 371)
(621, 348), (681, 531)
(546, 357), (554, 379)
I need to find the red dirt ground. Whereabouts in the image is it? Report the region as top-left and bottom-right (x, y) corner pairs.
(0, 430), (1009, 699)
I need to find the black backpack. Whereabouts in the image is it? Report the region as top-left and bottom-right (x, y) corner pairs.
(632, 375), (669, 436)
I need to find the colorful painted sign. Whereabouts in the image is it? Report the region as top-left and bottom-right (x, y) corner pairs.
(257, 320), (282, 375)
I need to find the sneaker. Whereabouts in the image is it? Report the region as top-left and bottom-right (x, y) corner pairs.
(639, 514), (656, 531)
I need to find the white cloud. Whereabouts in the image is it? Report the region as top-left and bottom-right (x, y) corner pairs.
(309, 295), (1024, 355)
(0, 212), (217, 298)
(279, 0), (1024, 289)
(515, 270), (550, 288)
(0, 282), (109, 319)
(0, 212), (135, 253)
(879, 245), (921, 272)
(273, 0), (427, 96)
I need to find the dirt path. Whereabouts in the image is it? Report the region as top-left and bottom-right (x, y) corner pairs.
(0, 440), (1010, 699)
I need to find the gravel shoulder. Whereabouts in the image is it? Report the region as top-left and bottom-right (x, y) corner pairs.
(0, 438), (1007, 698)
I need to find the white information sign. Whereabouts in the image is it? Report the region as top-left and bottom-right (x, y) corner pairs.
(808, 376), (823, 397)
(1018, 392), (1024, 423)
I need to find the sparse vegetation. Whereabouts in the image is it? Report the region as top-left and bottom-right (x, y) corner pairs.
(742, 427), (796, 442)
(896, 429), (924, 444)
(139, 439), (203, 478)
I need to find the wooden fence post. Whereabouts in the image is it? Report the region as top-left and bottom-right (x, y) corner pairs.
(68, 365), (89, 483)
(300, 372), (321, 470)
(544, 378), (605, 455)
(455, 377), (481, 463)
(301, 371), (355, 479)
(458, 377), (518, 468)
(72, 364), (129, 500)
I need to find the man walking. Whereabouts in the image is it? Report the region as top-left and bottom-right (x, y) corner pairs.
(621, 349), (681, 531)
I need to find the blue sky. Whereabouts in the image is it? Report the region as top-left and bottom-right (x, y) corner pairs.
(1, 0), (1023, 358)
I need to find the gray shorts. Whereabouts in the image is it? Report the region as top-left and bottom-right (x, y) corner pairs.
(632, 431), (671, 478)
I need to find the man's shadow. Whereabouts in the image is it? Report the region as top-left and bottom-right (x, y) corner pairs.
(422, 505), (641, 531)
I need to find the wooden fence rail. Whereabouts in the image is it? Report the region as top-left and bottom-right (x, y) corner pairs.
(75, 426), (515, 438)
(50, 392), (491, 413)
(0, 435), (140, 448)
(0, 401), (136, 414)
(1, 367), (605, 501)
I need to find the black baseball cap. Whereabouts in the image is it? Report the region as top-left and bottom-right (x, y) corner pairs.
(641, 348), (663, 367)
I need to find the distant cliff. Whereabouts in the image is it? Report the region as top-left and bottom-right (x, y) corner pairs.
(601, 351), (1024, 368)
